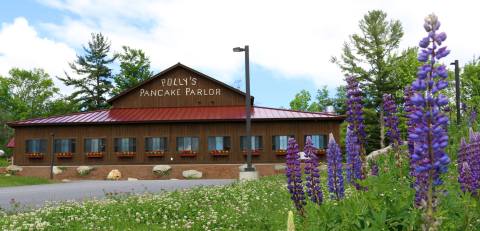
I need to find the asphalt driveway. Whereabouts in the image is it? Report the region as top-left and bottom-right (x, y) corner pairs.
(0, 179), (235, 211)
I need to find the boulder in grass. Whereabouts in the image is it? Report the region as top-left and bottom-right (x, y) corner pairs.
(77, 166), (94, 176)
(0, 150), (4, 157)
(107, 169), (122, 180)
(152, 165), (172, 176)
(53, 166), (64, 175)
(127, 177), (138, 181)
(182, 170), (202, 179)
(274, 164), (287, 171)
(6, 165), (22, 175)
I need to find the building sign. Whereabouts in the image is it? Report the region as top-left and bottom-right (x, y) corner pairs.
(139, 76), (222, 97)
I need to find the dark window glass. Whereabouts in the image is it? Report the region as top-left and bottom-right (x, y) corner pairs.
(54, 139), (76, 153)
(84, 138), (106, 152)
(207, 136), (231, 151)
(240, 136), (263, 150)
(176, 137), (200, 152)
(304, 135), (327, 149)
(272, 135), (294, 150)
(25, 139), (47, 153)
(114, 138), (136, 152)
(145, 137), (168, 152)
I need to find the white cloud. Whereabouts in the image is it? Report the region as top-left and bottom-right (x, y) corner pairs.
(6, 0), (480, 96)
(0, 17), (77, 93)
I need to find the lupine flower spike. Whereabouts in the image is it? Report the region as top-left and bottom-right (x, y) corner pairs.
(346, 75), (366, 188)
(304, 136), (323, 205)
(457, 129), (479, 196)
(285, 137), (306, 215)
(327, 133), (344, 200)
(410, 13), (451, 230)
(383, 93), (403, 167)
(404, 86), (417, 178)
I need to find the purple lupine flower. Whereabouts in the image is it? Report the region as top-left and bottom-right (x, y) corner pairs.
(470, 108), (477, 125)
(285, 137), (306, 214)
(457, 130), (480, 195)
(304, 136), (323, 205)
(383, 93), (403, 149)
(459, 162), (476, 194)
(370, 162), (379, 176)
(346, 75), (366, 183)
(327, 133), (344, 200)
(404, 86), (417, 177)
(409, 14), (451, 227)
(346, 128), (362, 184)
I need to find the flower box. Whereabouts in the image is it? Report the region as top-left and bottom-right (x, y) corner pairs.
(116, 152), (136, 158)
(86, 152), (104, 158)
(56, 152), (73, 159)
(210, 150), (230, 156)
(316, 149), (326, 155)
(26, 152), (44, 159)
(275, 149), (287, 156)
(179, 150), (197, 157)
(242, 149), (261, 156)
(146, 151), (166, 157)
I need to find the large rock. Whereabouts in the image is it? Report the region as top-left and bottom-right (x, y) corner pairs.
(153, 165), (172, 176)
(0, 150), (4, 157)
(127, 177), (138, 181)
(107, 169), (122, 180)
(77, 166), (94, 176)
(274, 164), (287, 171)
(182, 170), (203, 179)
(53, 166), (64, 175)
(367, 145), (394, 160)
(6, 165), (22, 175)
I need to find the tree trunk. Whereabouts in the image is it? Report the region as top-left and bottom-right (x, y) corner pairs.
(380, 109), (385, 148)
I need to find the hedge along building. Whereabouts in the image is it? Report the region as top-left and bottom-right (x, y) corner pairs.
(6, 63), (344, 179)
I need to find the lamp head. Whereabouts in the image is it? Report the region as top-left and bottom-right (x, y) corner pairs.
(233, 47), (245, 52)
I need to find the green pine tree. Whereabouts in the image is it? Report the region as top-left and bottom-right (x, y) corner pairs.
(59, 33), (115, 110)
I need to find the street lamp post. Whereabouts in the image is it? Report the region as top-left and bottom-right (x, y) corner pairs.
(233, 45), (255, 172)
(50, 133), (55, 180)
(450, 60), (461, 124)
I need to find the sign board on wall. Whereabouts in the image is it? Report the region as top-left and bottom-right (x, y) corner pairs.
(139, 76), (222, 97)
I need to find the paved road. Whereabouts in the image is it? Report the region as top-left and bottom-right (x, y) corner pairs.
(0, 179), (235, 211)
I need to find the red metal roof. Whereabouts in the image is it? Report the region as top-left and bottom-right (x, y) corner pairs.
(7, 106), (344, 127)
(6, 138), (15, 148)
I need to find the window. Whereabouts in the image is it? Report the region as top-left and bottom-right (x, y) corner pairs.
(145, 137), (168, 152)
(208, 136), (231, 151)
(84, 138), (106, 152)
(25, 139), (47, 153)
(305, 135), (327, 149)
(177, 137), (199, 152)
(114, 138), (136, 152)
(272, 135), (294, 151)
(54, 139), (76, 153)
(240, 136), (263, 151)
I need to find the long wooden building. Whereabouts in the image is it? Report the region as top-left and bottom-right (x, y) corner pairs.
(6, 63), (343, 179)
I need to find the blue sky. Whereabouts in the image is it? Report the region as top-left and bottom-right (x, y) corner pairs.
(1, 0), (478, 108)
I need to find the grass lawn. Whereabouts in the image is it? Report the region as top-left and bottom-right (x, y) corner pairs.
(0, 175), (52, 187)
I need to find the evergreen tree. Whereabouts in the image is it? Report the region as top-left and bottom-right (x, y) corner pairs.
(112, 46), (153, 95)
(59, 33), (115, 110)
(332, 10), (404, 149)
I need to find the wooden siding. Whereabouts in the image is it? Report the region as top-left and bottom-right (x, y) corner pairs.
(12, 120), (341, 166)
(111, 67), (246, 108)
